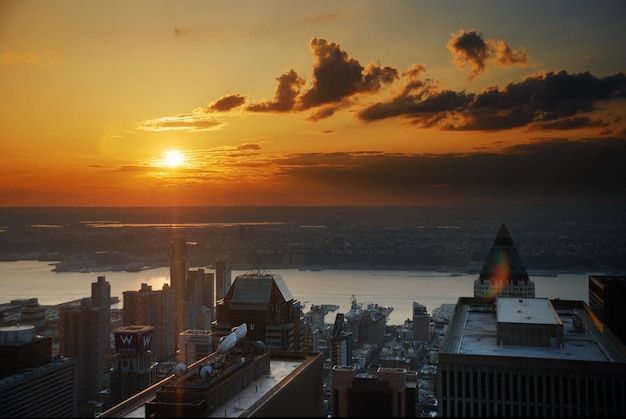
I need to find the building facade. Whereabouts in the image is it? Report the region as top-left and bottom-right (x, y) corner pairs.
(212, 269), (304, 351)
(438, 296), (626, 417)
(123, 283), (177, 361)
(0, 324), (77, 417)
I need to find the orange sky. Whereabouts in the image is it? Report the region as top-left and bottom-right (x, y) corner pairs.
(1, 1), (625, 208)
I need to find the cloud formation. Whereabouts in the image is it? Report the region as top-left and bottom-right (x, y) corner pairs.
(139, 33), (624, 135)
(447, 29), (528, 80)
(358, 70), (626, 131)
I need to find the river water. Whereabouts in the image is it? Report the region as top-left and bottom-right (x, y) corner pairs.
(0, 260), (591, 326)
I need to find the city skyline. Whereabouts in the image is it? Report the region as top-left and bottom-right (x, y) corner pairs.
(2, 1), (626, 208)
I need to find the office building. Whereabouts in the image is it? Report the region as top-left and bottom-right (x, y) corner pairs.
(18, 298), (47, 331)
(178, 329), (214, 364)
(473, 224), (535, 299)
(412, 301), (431, 342)
(144, 328), (324, 418)
(92, 276), (113, 381)
(123, 283), (177, 361)
(58, 298), (103, 404)
(109, 325), (158, 407)
(0, 324), (77, 417)
(215, 256), (231, 302)
(332, 364), (417, 417)
(437, 296), (626, 417)
(212, 269), (304, 351)
(329, 313), (353, 367)
(588, 274), (626, 345)
(169, 235), (189, 336)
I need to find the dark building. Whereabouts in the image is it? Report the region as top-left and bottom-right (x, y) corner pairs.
(100, 326), (324, 418)
(330, 313), (353, 367)
(169, 235), (189, 337)
(123, 283), (177, 361)
(109, 325), (158, 406)
(438, 296), (626, 417)
(473, 224), (535, 299)
(0, 324), (77, 417)
(212, 269), (304, 351)
(58, 298), (103, 404)
(214, 256), (231, 302)
(332, 364), (417, 417)
(588, 274), (626, 346)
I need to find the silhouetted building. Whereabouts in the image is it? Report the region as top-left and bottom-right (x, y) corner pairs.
(588, 274), (626, 346)
(215, 256), (231, 302)
(123, 283), (177, 361)
(330, 313), (353, 367)
(437, 296), (626, 417)
(178, 329), (214, 364)
(212, 269), (304, 351)
(19, 298), (47, 331)
(109, 325), (158, 406)
(169, 235), (188, 337)
(92, 276), (113, 383)
(144, 330), (324, 418)
(58, 298), (103, 404)
(474, 224), (535, 299)
(332, 364), (417, 417)
(344, 297), (390, 348)
(0, 325), (77, 417)
(412, 301), (431, 342)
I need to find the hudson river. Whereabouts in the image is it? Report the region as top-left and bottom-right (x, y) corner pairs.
(0, 260), (591, 326)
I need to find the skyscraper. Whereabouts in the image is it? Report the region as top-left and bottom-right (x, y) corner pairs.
(0, 324), (77, 417)
(123, 283), (176, 361)
(215, 256), (231, 302)
(58, 299), (102, 404)
(91, 276), (112, 378)
(169, 235), (188, 336)
(473, 223), (535, 299)
(212, 269), (304, 351)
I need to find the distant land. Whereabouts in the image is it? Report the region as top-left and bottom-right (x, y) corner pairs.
(1, 205), (625, 273)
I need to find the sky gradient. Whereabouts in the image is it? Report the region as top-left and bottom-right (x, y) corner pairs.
(2, 0), (626, 208)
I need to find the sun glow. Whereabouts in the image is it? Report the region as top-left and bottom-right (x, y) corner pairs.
(164, 149), (185, 168)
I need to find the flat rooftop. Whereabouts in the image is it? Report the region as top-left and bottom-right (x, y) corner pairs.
(442, 297), (626, 363)
(120, 358), (303, 418)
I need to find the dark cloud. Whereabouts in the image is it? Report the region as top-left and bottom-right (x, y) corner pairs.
(271, 137), (626, 204)
(447, 29), (528, 80)
(358, 70), (626, 131)
(202, 94), (247, 112)
(247, 69), (305, 112)
(297, 38), (398, 111)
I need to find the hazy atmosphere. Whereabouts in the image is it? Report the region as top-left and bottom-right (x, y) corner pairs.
(1, 0), (625, 208)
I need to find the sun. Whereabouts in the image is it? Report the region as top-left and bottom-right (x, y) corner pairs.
(164, 149), (185, 168)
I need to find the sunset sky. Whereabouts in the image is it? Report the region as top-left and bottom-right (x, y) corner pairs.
(2, 0), (625, 208)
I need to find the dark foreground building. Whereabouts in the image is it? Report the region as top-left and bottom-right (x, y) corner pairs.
(438, 296), (626, 417)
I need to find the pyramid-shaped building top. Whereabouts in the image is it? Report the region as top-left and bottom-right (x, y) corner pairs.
(473, 224), (535, 299)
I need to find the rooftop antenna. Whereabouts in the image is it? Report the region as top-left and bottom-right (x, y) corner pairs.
(246, 256), (272, 276)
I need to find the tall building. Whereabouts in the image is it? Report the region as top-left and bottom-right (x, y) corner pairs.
(123, 283), (177, 361)
(332, 364), (418, 417)
(212, 269), (304, 351)
(178, 329), (214, 364)
(473, 224), (535, 299)
(412, 301), (431, 342)
(58, 298), (103, 404)
(92, 276), (112, 382)
(215, 256), (231, 302)
(109, 325), (157, 407)
(330, 313), (353, 367)
(0, 324), (77, 417)
(437, 296), (626, 417)
(19, 298), (47, 331)
(169, 235), (188, 336)
(588, 274), (626, 346)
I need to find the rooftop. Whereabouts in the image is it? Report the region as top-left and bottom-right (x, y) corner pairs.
(442, 297), (626, 363)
